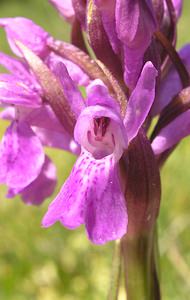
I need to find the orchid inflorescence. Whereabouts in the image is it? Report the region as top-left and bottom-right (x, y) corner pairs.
(0, 0), (189, 251)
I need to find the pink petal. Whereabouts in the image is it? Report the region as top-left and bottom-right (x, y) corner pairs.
(151, 109), (190, 155)
(151, 44), (190, 116)
(124, 61), (157, 142)
(49, 0), (75, 22)
(0, 121), (45, 189)
(7, 156), (57, 205)
(0, 17), (49, 58)
(42, 149), (128, 244)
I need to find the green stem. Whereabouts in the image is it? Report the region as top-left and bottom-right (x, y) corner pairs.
(107, 240), (122, 300)
(121, 226), (160, 300)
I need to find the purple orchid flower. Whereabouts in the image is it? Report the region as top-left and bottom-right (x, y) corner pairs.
(0, 51), (80, 204)
(42, 61), (157, 244)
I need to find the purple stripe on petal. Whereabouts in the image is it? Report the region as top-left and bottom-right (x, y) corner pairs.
(124, 61), (157, 142)
(42, 149), (127, 244)
(151, 109), (190, 155)
(85, 159), (128, 244)
(0, 121), (45, 189)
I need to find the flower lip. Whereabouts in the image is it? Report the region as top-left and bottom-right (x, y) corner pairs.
(74, 105), (128, 160)
(93, 117), (111, 139)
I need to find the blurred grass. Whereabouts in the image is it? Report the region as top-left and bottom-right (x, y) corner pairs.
(0, 0), (189, 299)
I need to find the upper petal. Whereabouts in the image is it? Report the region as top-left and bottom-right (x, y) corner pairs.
(86, 79), (120, 112)
(46, 52), (90, 87)
(53, 62), (85, 117)
(124, 61), (158, 142)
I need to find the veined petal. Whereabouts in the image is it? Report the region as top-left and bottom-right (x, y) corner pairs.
(42, 149), (127, 244)
(46, 52), (90, 86)
(0, 74), (41, 107)
(0, 17), (49, 58)
(0, 121), (45, 189)
(7, 156), (57, 205)
(151, 109), (190, 155)
(53, 62), (85, 117)
(0, 52), (35, 85)
(42, 150), (89, 229)
(84, 157), (128, 244)
(124, 61), (157, 142)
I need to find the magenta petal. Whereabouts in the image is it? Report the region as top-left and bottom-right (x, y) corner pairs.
(21, 156), (56, 205)
(46, 52), (90, 86)
(0, 52), (34, 85)
(7, 156), (56, 205)
(53, 62), (85, 117)
(124, 61), (157, 142)
(151, 110), (190, 155)
(42, 150), (89, 229)
(86, 79), (120, 112)
(0, 121), (45, 189)
(151, 44), (190, 116)
(49, 0), (75, 22)
(42, 149), (127, 244)
(0, 17), (49, 58)
(94, 0), (121, 54)
(85, 161), (128, 244)
(0, 74), (41, 107)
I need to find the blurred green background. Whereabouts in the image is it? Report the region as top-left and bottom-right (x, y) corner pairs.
(0, 1), (190, 299)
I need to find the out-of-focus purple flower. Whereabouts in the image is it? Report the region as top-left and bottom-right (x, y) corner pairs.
(7, 156), (57, 205)
(0, 50), (82, 204)
(42, 61), (157, 244)
(151, 44), (190, 116)
(49, 0), (75, 22)
(152, 109), (190, 155)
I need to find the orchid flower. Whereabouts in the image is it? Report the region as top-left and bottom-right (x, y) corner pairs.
(42, 61), (157, 244)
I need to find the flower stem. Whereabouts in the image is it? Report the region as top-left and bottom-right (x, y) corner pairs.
(121, 226), (160, 300)
(107, 240), (122, 300)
